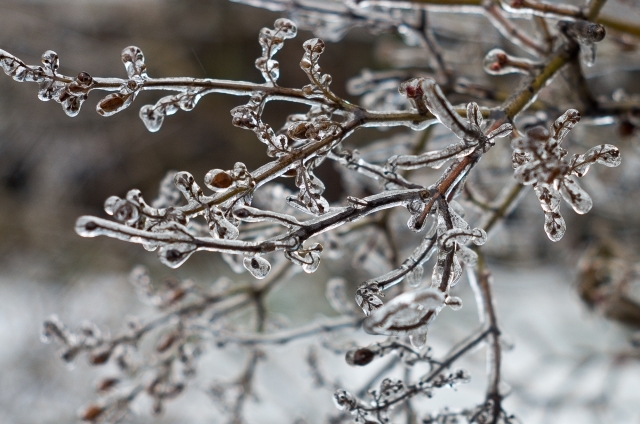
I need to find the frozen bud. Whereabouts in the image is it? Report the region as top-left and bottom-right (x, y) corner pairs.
(114, 201), (139, 225)
(483, 49), (534, 75)
(303, 38), (325, 55)
(333, 389), (357, 411)
(243, 256), (272, 279)
(274, 18), (297, 37)
(534, 183), (561, 213)
(76, 71), (93, 86)
(355, 284), (384, 316)
(89, 347), (113, 365)
(560, 177), (592, 214)
(158, 243), (196, 268)
(121, 46), (146, 78)
(41, 50), (59, 72)
(399, 77), (429, 114)
(571, 144), (621, 177)
(230, 105), (259, 130)
(363, 288), (445, 337)
(204, 169), (234, 191)
(551, 109), (580, 142)
(156, 332), (179, 353)
(346, 348), (375, 366)
(96, 377), (119, 392)
(544, 211), (566, 242)
(79, 404), (104, 422)
(41, 315), (69, 344)
(96, 92), (134, 117)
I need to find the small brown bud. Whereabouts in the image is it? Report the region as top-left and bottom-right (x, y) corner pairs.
(156, 332), (178, 353)
(346, 348), (375, 366)
(76, 72), (93, 86)
(80, 404), (104, 421)
(96, 377), (119, 392)
(89, 348), (112, 365)
(97, 93), (129, 115)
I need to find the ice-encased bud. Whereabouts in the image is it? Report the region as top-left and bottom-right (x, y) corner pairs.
(96, 92), (134, 117)
(406, 265), (424, 287)
(231, 105), (259, 130)
(104, 196), (121, 215)
(355, 284), (384, 316)
(560, 177), (592, 214)
(571, 144), (621, 177)
(534, 183), (561, 213)
(345, 347), (375, 366)
(274, 18), (297, 37)
(552, 109), (580, 143)
(363, 288), (445, 337)
(410, 333), (427, 349)
(333, 389), (356, 411)
(243, 256), (271, 279)
(158, 243), (196, 268)
(544, 211), (566, 242)
(483, 48), (533, 75)
(204, 169), (234, 191)
(41, 50), (59, 72)
(121, 46), (146, 78)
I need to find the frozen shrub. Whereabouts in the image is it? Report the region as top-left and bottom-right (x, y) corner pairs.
(3, 0), (640, 422)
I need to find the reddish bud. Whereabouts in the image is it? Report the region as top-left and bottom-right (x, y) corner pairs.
(80, 404), (104, 421)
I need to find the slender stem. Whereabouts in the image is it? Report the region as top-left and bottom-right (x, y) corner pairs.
(470, 254), (502, 423)
(482, 183), (524, 234)
(207, 316), (362, 346)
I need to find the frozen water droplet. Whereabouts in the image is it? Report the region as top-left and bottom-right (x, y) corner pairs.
(243, 256), (271, 279)
(103, 196), (121, 215)
(471, 228), (487, 245)
(410, 333), (427, 349)
(139, 105), (164, 132)
(406, 265), (424, 287)
(158, 243), (196, 268)
(75, 217), (101, 237)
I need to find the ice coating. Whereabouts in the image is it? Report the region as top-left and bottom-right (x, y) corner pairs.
(363, 288), (445, 345)
(242, 256), (272, 279)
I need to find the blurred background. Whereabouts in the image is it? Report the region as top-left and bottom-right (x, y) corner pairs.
(1, 0), (639, 423)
